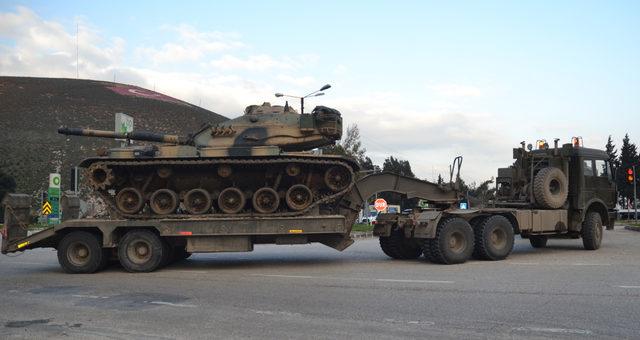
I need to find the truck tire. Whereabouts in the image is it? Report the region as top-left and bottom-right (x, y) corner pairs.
(473, 215), (514, 261)
(581, 212), (603, 250)
(118, 230), (165, 272)
(529, 235), (548, 248)
(379, 227), (422, 259)
(424, 217), (474, 264)
(57, 231), (106, 274)
(533, 167), (568, 209)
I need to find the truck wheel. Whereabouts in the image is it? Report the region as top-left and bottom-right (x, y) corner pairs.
(57, 231), (106, 274)
(581, 212), (603, 250)
(474, 215), (514, 261)
(533, 167), (568, 209)
(118, 230), (164, 272)
(379, 227), (422, 259)
(426, 217), (474, 264)
(529, 235), (548, 248)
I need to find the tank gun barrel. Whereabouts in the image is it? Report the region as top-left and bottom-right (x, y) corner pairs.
(58, 127), (191, 145)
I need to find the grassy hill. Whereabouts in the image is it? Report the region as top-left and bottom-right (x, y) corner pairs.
(0, 76), (227, 197)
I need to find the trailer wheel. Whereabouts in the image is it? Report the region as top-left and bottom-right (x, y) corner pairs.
(533, 167), (568, 209)
(473, 215), (514, 261)
(529, 235), (548, 248)
(379, 227), (422, 259)
(426, 217), (474, 264)
(581, 212), (603, 250)
(118, 230), (164, 272)
(57, 231), (106, 274)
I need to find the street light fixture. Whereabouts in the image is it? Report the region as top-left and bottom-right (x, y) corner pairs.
(275, 84), (331, 114)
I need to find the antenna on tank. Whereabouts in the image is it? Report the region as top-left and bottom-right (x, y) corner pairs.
(275, 84), (331, 114)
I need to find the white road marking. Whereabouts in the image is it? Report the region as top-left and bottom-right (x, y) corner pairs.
(3, 261), (51, 265)
(249, 309), (302, 317)
(251, 274), (454, 284)
(571, 263), (611, 266)
(617, 285), (640, 289)
(375, 279), (454, 284)
(149, 301), (197, 308)
(508, 262), (540, 265)
(72, 294), (109, 299)
(167, 270), (209, 274)
(251, 274), (315, 279)
(514, 326), (592, 335)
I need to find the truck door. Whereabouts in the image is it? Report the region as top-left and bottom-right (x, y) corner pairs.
(592, 159), (616, 207)
(582, 159), (596, 206)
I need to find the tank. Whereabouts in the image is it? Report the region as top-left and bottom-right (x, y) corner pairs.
(58, 102), (358, 218)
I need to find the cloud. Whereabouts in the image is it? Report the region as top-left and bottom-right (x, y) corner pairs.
(0, 6), (512, 183)
(210, 54), (296, 71)
(135, 24), (244, 65)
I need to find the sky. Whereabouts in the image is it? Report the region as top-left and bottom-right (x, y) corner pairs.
(1, 1), (638, 184)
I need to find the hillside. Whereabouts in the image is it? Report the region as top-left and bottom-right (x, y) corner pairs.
(0, 76), (228, 196)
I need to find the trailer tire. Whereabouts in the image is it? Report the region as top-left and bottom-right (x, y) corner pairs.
(57, 231), (106, 274)
(118, 230), (164, 272)
(426, 217), (474, 264)
(581, 212), (603, 250)
(529, 235), (548, 248)
(533, 167), (568, 209)
(473, 215), (514, 261)
(379, 227), (422, 259)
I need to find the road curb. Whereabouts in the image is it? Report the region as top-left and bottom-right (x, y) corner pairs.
(351, 231), (374, 239)
(624, 225), (640, 232)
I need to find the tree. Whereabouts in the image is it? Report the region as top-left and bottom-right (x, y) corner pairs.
(322, 124), (377, 170)
(0, 169), (17, 222)
(382, 156), (415, 178)
(605, 135), (620, 168)
(617, 134), (639, 206)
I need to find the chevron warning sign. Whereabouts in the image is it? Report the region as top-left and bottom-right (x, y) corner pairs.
(42, 201), (52, 215)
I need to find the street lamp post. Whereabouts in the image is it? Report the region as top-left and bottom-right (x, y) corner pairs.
(275, 84), (331, 114)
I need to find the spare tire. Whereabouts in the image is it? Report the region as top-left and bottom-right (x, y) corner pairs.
(533, 167), (568, 209)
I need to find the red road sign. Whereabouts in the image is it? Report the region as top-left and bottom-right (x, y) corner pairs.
(374, 198), (388, 212)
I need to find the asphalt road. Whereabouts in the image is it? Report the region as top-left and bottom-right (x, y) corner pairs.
(1, 226), (639, 339)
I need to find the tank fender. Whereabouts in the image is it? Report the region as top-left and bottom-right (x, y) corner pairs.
(581, 199), (612, 230)
(413, 210), (444, 239)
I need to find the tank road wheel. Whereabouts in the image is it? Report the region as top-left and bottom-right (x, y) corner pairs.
(87, 163), (115, 190)
(149, 189), (179, 215)
(184, 188), (212, 215)
(533, 167), (568, 209)
(529, 235), (548, 248)
(285, 164), (302, 177)
(581, 212), (603, 250)
(285, 184), (313, 211)
(252, 187), (280, 214)
(118, 230), (164, 272)
(218, 187), (245, 214)
(324, 166), (351, 191)
(423, 217), (474, 264)
(379, 227), (422, 260)
(57, 231), (107, 274)
(473, 215), (515, 261)
(115, 187), (144, 214)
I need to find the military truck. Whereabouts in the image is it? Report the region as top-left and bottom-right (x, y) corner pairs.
(375, 138), (617, 264)
(0, 107), (616, 272)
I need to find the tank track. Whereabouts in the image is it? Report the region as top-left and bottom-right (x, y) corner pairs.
(87, 157), (356, 219)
